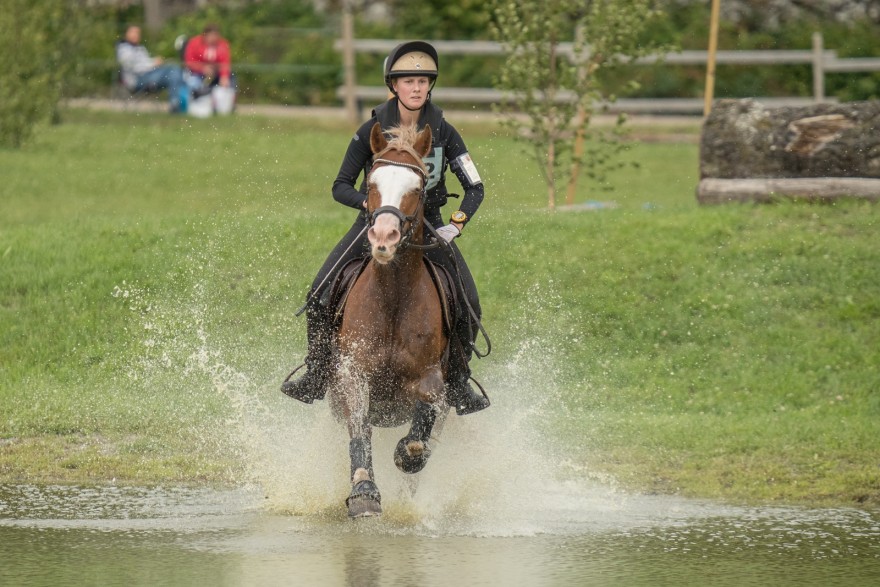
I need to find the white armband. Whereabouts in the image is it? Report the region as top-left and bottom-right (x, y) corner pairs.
(453, 152), (482, 187)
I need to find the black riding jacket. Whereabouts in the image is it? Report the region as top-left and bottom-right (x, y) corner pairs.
(331, 98), (485, 223)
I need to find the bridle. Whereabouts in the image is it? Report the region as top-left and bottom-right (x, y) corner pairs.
(297, 149), (432, 316)
(368, 156), (490, 356)
(368, 156), (436, 251)
(299, 149), (492, 359)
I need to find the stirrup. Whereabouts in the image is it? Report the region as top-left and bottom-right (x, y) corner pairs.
(281, 364), (326, 404)
(449, 376), (490, 416)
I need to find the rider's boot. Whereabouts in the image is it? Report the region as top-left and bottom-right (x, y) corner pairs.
(281, 307), (333, 404)
(445, 340), (489, 416)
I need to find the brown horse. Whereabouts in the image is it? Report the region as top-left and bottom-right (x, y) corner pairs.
(329, 122), (449, 518)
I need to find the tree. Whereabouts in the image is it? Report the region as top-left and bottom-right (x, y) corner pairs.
(0, 0), (85, 148)
(490, 0), (667, 209)
(387, 0), (493, 39)
(674, 0), (880, 28)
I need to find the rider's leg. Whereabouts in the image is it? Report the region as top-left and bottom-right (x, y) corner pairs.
(282, 215), (369, 404)
(446, 329), (489, 415)
(281, 299), (334, 403)
(446, 300), (490, 415)
(425, 237), (490, 415)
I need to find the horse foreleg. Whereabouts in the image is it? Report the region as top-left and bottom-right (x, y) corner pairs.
(348, 436), (373, 484)
(346, 435), (382, 518)
(394, 400), (439, 474)
(340, 376), (382, 518)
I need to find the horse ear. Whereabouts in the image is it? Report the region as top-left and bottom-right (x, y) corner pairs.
(370, 122), (387, 153)
(414, 124), (433, 158)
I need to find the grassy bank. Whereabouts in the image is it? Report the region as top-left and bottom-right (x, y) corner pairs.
(1, 110), (877, 507)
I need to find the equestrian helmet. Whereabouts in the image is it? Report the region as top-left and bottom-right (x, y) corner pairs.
(384, 41), (439, 92)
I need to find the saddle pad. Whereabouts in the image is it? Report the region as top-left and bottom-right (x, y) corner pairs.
(423, 258), (457, 336)
(330, 256), (456, 336)
(330, 257), (371, 323)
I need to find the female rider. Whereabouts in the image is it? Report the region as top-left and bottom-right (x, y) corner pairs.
(282, 41), (489, 415)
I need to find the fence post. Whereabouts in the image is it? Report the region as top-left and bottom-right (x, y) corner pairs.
(566, 24), (587, 207)
(143, 0), (163, 33)
(703, 0), (721, 116)
(341, 1), (359, 125)
(812, 31), (825, 102)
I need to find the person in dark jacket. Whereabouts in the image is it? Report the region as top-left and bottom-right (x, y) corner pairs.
(282, 40), (490, 416)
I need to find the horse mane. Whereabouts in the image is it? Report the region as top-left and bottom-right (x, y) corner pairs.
(374, 125), (428, 174)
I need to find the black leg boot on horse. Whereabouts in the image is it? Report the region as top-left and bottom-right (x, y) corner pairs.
(394, 400), (439, 473)
(445, 315), (490, 415)
(281, 303), (335, 404)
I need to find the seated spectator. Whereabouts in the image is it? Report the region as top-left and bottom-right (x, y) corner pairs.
(116, 25), (187, 113)
(183, 23), (236, 92)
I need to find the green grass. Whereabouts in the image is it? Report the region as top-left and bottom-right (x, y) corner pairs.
(1, 109), (878, 506)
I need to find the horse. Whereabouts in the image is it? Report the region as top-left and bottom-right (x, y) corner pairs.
(329, 122), (450, 518)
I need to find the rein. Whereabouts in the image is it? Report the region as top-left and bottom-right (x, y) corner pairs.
(423, 219), (492, 359)
(298, 143), (491, 358)
(368, 156), (491, 356)
(294, 224), (370, 317)
(297, 153), (431, 317)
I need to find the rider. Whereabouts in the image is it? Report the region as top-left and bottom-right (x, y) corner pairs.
(282, 40), (489, 415)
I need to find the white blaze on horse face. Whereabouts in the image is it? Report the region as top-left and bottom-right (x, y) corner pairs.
(367, 165), (422, 263)
(371, 165), (421, 210)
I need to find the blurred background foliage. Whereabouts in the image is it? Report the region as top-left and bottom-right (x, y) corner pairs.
(3, 0), (879, 147)
(68, 0), (880, 106)
(0, 0), (87, 147)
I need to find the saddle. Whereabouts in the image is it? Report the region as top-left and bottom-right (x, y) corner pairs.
(326, 256), (458, 336)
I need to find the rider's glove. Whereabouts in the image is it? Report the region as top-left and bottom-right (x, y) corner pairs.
(435, 224), (461, 243)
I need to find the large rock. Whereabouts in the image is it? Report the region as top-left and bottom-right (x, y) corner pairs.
(698, 99), (880, 203)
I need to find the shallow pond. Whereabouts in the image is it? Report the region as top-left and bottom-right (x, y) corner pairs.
(2, 482), (878, 586)
(4, 342), (879, 585)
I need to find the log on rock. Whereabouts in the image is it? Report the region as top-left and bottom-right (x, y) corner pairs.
(700, 99), (880, 180)
(697, 177), (880, 204)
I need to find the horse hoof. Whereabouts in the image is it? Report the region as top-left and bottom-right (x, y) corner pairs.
(347, 497), (382, 518)
(346, 480), (382, 518)
(394, 437), (431, 474)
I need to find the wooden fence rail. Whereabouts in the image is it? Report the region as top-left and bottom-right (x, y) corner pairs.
(334, 33), (880, 121)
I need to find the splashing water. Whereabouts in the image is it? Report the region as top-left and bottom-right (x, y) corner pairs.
(117, 243), (875, 541)
(113, 267), (646, 537)
(6, 261), (878, 587)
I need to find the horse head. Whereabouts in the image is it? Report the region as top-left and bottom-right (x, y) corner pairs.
(366, 122), (433, 264)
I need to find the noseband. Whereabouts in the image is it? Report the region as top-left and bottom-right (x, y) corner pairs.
(369, 157), (429, 250)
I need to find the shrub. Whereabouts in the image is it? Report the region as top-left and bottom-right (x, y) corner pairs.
(0, 0), (86, 147)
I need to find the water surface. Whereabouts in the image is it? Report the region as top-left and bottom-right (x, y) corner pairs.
(5, 302), (878, 585)
(2, 483), (878, 586)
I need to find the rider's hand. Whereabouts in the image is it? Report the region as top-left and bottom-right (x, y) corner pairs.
(436, 224), (461, 243)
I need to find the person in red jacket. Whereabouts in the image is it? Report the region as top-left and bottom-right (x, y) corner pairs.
(183, 23), (235, 90)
